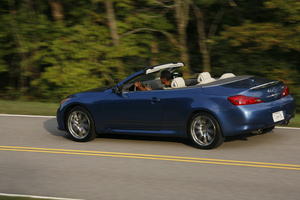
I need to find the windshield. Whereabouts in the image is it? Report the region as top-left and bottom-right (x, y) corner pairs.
(128, 71), (161, 84)
(122, 69), (180, 92)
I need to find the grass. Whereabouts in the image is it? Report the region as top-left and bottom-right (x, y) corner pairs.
(0, 196), (54, 200)
(286, 114), (300, 128)
(0, 194), (70, 200)
(0, 99), (299, 128)
(0, 100), (59, 116)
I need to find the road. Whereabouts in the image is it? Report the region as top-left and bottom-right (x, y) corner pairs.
(0, 115), (299, 200)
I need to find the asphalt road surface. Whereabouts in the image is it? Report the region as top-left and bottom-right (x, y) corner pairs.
(0, 115), (299, 200)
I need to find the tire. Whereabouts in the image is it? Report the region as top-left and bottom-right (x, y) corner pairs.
(66, 106), (97, 142)
(188, 112), (225, 149)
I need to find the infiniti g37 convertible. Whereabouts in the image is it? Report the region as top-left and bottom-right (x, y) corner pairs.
(56, 62), (296, 149)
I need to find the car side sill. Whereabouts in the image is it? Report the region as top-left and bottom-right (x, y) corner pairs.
(105, 128), (182, 136)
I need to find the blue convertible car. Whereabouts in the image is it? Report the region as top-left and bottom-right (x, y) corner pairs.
(56, 62), (296, 149)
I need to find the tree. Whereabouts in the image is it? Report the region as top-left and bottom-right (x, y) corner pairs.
(221, 0), (300, 54)
(216, 0), (300, 106)
(0, 0), (299, 107)
(175, 0), (191, 76)
(47, 0), (64, 22)
(149, 0), (191, 76)
(30, 0), (179, 99)
(104, 0), (125, 80)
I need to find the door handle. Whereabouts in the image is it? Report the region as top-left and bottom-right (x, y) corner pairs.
(150, 97), (160, 103)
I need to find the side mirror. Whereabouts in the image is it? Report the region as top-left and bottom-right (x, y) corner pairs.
(112, 85), (120, 93)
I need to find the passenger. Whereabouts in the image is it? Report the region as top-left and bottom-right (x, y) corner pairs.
(135, 70), (173, 91)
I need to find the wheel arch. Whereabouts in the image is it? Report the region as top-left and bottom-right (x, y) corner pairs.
(63, 104), (94, 130)
(186, 109), (224, 137)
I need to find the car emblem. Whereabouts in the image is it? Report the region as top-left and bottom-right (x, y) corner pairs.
(266, 93), (279, 98)
(267, 89), (274, 93)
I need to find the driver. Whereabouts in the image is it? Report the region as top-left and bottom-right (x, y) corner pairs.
(135, 71), (172, 91)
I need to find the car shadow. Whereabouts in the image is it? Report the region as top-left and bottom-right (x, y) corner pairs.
(97, 133), (194, 148)
(43, 118), (73, 140)
(44, 118), (271, 148)
(224, 131), (272, 143)
(43, 118), (194, 146)
(224, 133), (254, 142)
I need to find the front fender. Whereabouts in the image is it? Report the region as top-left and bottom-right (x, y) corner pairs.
(56, 91), (111, 134)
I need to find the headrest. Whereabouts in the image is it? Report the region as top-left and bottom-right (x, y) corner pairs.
(197, 72), (211, 82)
(171, 77), (186, 88)
(220, 73), (235, 79)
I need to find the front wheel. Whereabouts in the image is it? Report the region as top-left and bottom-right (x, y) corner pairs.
(188, 112), (225, 149)
(66, 106), (97, 142)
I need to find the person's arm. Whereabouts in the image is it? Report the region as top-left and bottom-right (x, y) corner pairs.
(134, 81), (151, 91)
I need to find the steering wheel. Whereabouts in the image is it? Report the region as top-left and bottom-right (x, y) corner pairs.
(134, 82), (147, 91)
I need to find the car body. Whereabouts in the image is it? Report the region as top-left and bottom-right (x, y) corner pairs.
(56, 62), (296, 149)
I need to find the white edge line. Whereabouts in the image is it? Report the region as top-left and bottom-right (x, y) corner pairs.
(0, 193), (84, 200)
(0, 114), (56, 118)
(275, 126), (300, 130)
(0, 114), (299, 130)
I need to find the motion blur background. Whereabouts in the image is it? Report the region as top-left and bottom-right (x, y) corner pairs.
(0, 0), (299, 110)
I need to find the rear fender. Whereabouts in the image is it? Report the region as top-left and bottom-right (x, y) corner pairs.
(188, 96), (229, 137)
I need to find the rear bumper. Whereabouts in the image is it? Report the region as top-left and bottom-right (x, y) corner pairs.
(278, 113), (294, 126)
(220, 95), (296, 136)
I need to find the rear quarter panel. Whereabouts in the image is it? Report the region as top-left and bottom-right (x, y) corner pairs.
(161, 87), (232, 137)
(162, 85), (295, 138)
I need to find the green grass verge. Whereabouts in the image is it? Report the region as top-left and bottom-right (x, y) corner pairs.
(285, 114), (300, 128)
(0, 196), (58, 200)
(0, 100), (59, 116)
(0, 99), (299, 128)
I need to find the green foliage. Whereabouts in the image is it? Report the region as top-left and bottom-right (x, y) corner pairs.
(0, 0), (181, 100)
(0, 0), (299, 112)
(221, 0), (300, 51)
(213, 0), (300, 109)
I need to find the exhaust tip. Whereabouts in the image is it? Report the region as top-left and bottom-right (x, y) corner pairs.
(252, 128), (263, 135)
(280, 120), (290, 126)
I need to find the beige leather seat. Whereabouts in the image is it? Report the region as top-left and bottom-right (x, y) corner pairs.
(170, 77), (186, 88)
(197, 72), (216, 84)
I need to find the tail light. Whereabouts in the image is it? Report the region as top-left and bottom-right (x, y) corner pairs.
(228, 95), (263, 106)
(281, 85), (290, 98)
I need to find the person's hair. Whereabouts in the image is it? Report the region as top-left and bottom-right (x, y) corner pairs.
(160, 71), (172, 81)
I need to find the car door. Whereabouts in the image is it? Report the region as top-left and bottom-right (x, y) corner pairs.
(103, 90), (165, 131)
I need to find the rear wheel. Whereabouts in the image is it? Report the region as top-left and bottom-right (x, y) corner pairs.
(188, 112), (224, 149)
(66, 106), (97, 142)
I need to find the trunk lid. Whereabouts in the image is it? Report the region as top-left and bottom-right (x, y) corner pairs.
(202, 76), (286, 102)
(241, 77), (284, 102)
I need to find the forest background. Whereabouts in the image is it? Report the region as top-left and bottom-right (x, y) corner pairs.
(0, 0), (299, 111)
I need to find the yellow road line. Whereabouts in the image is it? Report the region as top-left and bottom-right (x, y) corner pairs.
(0, 146), (300, 171)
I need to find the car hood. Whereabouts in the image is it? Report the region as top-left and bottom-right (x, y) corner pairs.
(82, 85), (114, 93)
(64, 85), (114, 100)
